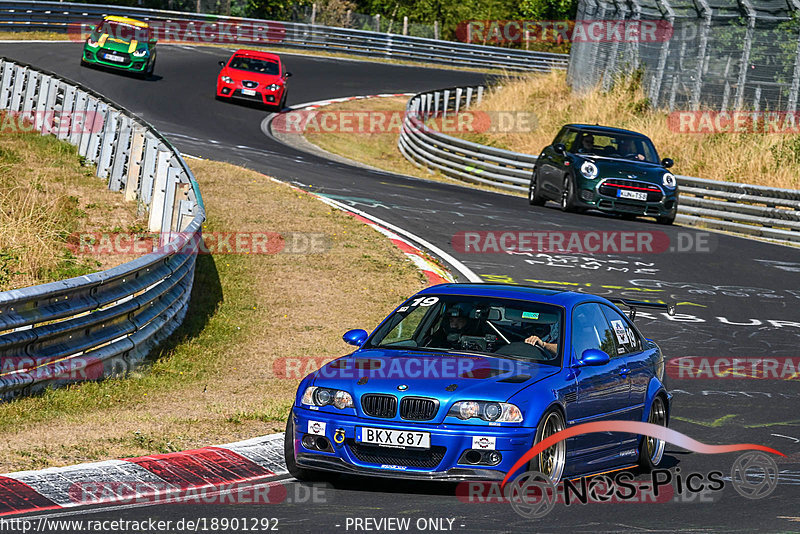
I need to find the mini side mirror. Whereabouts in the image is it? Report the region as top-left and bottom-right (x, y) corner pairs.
(576, 348), (610, 367)
(661, 158), (674, 168)
(343, 329), (368, 347)
(554, 143), (567, 155)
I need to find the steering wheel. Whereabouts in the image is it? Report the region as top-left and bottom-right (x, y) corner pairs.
(494, 341), (551, 360)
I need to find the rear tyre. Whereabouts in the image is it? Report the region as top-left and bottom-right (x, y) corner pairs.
(560, 175), (576, 213)
(528, 170), (545, 206)
(638, 395), (668, 472)
(529, 409), (567, 484)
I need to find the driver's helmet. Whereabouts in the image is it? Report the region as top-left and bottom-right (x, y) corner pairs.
(443, 303), (472, 333)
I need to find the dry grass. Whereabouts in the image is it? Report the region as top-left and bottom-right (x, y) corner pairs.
(0, 158), (425, 472)
(302, 96), (522, 196)
(0, 118), (143, 291)
(463, 71), (800, 190)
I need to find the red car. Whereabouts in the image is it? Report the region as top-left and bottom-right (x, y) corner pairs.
(216, 49), (290, 109)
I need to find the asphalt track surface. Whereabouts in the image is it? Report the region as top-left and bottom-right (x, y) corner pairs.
(3, 42), (800, 532)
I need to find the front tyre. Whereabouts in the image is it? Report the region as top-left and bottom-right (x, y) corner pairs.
(656, 212), (675, 225)
(638, 395), (668, 472)
(560, 175), (576, 213)
(284, 415), (316, 481)
(530, 409), (567, 484)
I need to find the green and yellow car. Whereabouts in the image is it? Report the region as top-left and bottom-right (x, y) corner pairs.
(81, 16), (157, 77)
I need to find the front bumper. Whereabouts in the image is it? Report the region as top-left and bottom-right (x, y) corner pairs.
(216, 81), (284, 105)
(577, 179), (678, 217)
(83, 47), (149, 72)
(290, 406), (535, 481)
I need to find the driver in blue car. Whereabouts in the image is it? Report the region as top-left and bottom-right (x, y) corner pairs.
(525, 321), (559, 356)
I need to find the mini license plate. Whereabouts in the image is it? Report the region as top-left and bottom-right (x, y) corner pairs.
(103, 54), (125, 63)
(357, 427), (430, 449)
(241, 88), (257, 96)
(618, 189), (648, 201)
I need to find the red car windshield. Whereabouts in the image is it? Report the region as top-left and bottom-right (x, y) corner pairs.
(228, 56), (280, 75)
(95, 21), (151, 42)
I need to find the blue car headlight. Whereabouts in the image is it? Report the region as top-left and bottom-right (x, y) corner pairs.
(448, 401), (522, 422)
(132, 48), (148, 57)
(662, 172), (677, 189)
(580, 160), (598, 179)
(301, 386), (354, 409)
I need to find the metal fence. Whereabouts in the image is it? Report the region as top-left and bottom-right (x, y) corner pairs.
(0, 57), (205, 400)
(0, 1), (569, 72)
(399, 85), (800, 245)
(568, 0), (800, 112)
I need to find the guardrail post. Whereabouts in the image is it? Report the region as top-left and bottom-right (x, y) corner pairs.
(109, 116), (133, 191)
(78, 96), (99, 157)
(139, 133), (159, 213)
(125, 126), (146, 202)
(85, 100), (107, 163)
(454, 88), (462, 114)
(34, 74), (51, 128)
(148, 149), (171, 232)
(41, 79), (61, 135)
(433, 91), (440, 117)
(97, 110), (120, 179)
(477, 86), (484, 104)
(69, 90), (88, 146)
(0, 61), (13, 109)
(10, 64), (26, 112)
(442, 89), (450, 118)
(465, 87), (473, 108)
(22, 70), (37, 112)
(57, 84), (76, 141)
(160, 163), (180, 235)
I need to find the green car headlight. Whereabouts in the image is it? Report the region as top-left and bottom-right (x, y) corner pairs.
(132, 48), (148, 58)
(86, 38), (100, 48)
(580, 161), (598, 179)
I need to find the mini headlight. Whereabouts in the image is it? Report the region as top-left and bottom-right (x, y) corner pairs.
(662, 172), (676, 188)
(266, 83), (282, 91)
(87, 38), (99, 48)
(580, 161), (598, 179)
(221, 76), (234, 84)
(132, 48), (148, 57)
(301, 386), (354, 409)
(449, 401), (523, 423)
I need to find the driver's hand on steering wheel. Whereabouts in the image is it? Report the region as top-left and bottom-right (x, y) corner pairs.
(524, 335), (557, 355)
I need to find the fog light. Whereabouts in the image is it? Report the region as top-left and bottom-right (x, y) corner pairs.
(315, 436), (332, 451)
(581, 189), (594, 201)
(221, 87), (231, 95)
(301, 435), (316, 449)
(486, 451), (502, 465)
(266, 95), (275, 102)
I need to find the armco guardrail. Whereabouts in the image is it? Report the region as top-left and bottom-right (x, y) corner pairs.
(0, 57), (205, 400)
(399, 86), (800, 245)
(0, 1), (569, 73)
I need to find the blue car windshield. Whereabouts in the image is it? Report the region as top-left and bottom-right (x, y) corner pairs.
(366, 295), (564, 365)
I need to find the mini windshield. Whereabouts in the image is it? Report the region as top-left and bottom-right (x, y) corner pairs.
(366, 295), (564, 365)
(95, 21), (151, 42)
(572, 131), (659, 163)
(228, 56), (280, 75)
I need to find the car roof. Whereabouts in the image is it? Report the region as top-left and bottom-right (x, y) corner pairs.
(103, 15), (149, 28)
(565, 124), (649, 138)
(415, 283), (611, 309)
(231, 49), (281, 61)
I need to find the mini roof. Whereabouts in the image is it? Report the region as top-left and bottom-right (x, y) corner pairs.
(566, 124), (650, 138)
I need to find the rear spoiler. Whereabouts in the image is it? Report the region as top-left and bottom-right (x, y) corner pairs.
(608, 298), (675, 321)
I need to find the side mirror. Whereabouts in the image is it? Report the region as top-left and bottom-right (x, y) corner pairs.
(343, 329), (368, 347)
(284, 71), (292, 77)
(661, 158), (674, 168)
(148, 38), (157, 44)
(576, 348), (610, 367)
(554, 143), (567, 155)
(218, 60), (226, 67)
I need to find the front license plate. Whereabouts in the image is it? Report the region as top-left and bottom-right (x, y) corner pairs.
(103, 54), (125, 63)
(618, 189), (648, 201)
(357, 427), (430, 449)
(241, 88), (257, 96)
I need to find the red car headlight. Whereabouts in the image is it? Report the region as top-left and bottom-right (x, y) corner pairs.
(221, 76), (234, 84)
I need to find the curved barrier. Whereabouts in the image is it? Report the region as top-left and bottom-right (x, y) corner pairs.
(399, 86), (800, 245)
(0, 57), (205, 400)
(0, 1), (568, 73)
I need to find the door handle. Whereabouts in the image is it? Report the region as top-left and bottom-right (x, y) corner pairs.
(619, 367), (630, 376)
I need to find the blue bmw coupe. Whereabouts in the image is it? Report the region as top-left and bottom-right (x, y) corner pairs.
(285, 284), (673, 483)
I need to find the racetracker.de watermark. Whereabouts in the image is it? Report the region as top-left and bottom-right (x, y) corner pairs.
(452, 231), (716, 254)
(67, 19), (286, 44)
(68, 231), (330, 255)
(456, 19), (673, 44)
(668, 356), (800, 380)
(0, 110), (103, 135)
(271, 110), (537, 134)
(668, 111), (800, 134)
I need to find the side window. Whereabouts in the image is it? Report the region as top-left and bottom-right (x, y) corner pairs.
(552, 127), (567, 145)
(561, 130), (578, 152)
(571, 303), (617, 361)
(601, 305), (642, 355)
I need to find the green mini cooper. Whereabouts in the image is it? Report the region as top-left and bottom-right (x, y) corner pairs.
(81, 16), (157, 77)
(530, 125), (678, 224)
